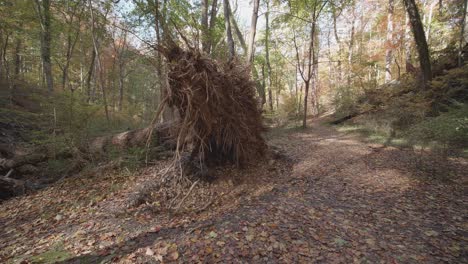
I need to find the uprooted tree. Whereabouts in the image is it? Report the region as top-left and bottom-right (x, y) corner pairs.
(155, 44), (267, 169)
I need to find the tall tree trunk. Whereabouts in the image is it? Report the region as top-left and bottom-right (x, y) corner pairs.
(247, 0), (260, 63)
(261, 64), (266, 106)
(1, 33), (13, 99)
(223, 0), (235, 59)
(347, 11), (355, 87)
(118, 66), (124, 111)
(405, 12), (413, 70)
(201, 0), (209, 52)
(385, 0), (394, 83)
(302, 81), (309, 128)
(0, 31), (3, 77)
(35, 0), (54, 94)
(86, 49), (96, 103)
(311, 23), (319, 115)
(206, 0), (218, 54)
(403, 0), (432, 87)
(459, 0), (468, 66)
(265, 1), (273, 112)
(14, 38), (21, 77)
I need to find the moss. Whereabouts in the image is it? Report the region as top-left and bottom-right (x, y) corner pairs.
(25, 243), (73, 264)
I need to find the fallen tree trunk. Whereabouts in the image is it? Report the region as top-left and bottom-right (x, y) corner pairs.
(89, 121), (176, 154)
(0, 153), (48, 171)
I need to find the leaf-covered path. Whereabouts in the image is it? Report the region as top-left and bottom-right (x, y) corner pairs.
(1, 119), (467, 263)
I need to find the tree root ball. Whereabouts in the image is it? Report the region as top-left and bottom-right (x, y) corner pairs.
(161, 45), (266, 166)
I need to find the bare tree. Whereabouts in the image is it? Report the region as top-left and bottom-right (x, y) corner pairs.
(292, 1), (327, 128)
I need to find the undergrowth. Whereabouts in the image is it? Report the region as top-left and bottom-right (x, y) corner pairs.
(333, 65), (468, 158)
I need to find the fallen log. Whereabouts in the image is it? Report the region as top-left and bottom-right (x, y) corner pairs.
(0, 153), (48, 171)
(89, 121), (176, 154)
(0, 169), (26, 196)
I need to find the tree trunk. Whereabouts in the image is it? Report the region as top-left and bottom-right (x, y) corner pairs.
(385, 0), (394, 83)
(311, 24), (319, 115)
(459, 0), (467, 66)
(201, 0), (209, 52)
(14, 38), (21, 77)
(35, 0), (54, 94)
(206, 0), (218, 54)
(118, 66), (124, 111)
(261, 64), (266, 106)
(403, 0), (432, 87)
(247, 0), (260, 63)
(302, 81), (309, 128)
(223, 0), (235, 59)
(0, 31), (3, 77)
(347, 8), (356, 86)
(265, 2), (273, 112)
(86, 49), (96, 103)
(405, 12), (413, 70)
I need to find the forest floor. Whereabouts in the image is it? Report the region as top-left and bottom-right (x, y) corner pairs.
(1, 117), (467, 263)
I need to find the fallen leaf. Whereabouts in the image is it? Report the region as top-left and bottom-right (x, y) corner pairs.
(209, 231), (218, 238)
(146, 247), (154, 256)
(169, 251), (179, 260)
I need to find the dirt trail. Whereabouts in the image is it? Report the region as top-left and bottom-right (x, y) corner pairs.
(1, 119), (467, 263)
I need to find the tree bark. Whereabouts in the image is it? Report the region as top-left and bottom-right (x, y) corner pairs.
(403, 0), (432, 87)
(385, 0), (394, 83)
(223, 0), (235, 59)
(405, 12), (413, 71)
(247, 0), (260, 63)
